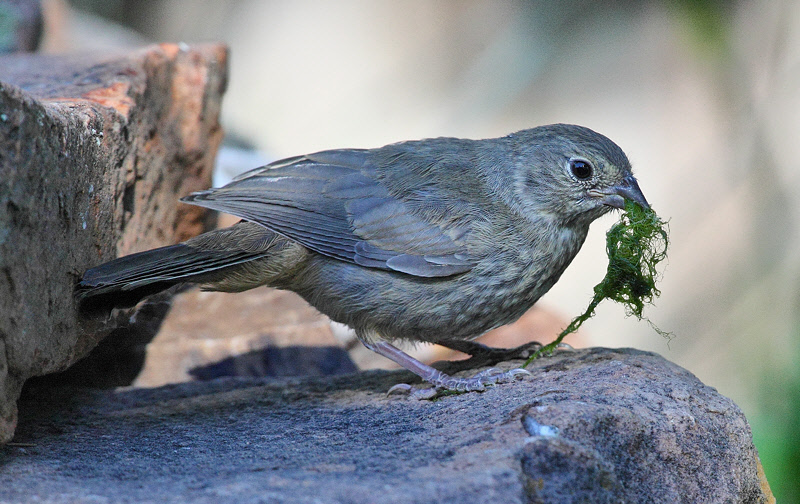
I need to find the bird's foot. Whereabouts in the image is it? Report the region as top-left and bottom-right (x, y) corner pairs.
(363, 340), (531, 400)
(388, 367), (531, 400)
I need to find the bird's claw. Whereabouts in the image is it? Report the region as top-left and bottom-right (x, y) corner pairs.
(387, 383), (414, 395)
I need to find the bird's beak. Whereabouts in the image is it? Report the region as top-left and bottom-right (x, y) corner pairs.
(589, 175), (650, 210)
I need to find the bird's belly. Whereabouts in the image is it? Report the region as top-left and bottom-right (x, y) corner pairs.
(291, 248), (576, 344)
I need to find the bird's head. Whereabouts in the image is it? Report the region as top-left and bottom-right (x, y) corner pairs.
(507, 124), (649, 228)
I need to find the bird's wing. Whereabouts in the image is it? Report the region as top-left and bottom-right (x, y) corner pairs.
(181, 149), (475, 278)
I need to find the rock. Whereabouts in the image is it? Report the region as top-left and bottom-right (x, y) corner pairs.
(133, 287), (351, 387)
(0, 43), (227, 443)
(514, 348), (773, 503)
(2, 348), (773, 503)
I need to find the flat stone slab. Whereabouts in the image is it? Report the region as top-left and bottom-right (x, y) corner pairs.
(0, 348), (772, 503)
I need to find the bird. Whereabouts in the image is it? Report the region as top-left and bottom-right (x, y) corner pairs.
(76, 124), (649, 395)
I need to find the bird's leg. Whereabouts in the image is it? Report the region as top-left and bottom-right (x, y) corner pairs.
(363, 340), (530, 399)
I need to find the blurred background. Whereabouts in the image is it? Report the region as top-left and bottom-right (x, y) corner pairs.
(4, 0), (798, 498)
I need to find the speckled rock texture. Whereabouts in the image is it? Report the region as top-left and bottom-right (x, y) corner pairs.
(1, 348), (773, 503)
(0, 43), (227, 443)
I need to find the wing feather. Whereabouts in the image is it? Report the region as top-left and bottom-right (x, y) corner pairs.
(182, 150), (476, 277)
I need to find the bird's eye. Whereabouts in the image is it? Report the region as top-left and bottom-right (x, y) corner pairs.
(569, 158), (594, 180)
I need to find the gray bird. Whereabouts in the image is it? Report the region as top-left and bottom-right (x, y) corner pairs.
(77, 124), (649, 394)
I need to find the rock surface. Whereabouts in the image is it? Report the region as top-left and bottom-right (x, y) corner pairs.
(0, 43), (227, 443)
(1, 348), (773, 503)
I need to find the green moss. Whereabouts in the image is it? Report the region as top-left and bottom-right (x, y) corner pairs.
(525, 200), (670, 366)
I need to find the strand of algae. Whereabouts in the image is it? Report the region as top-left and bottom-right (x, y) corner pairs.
(525, 199), (670, 367)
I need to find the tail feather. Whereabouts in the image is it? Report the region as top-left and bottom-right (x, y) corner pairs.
(76, 243), (266, 313)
